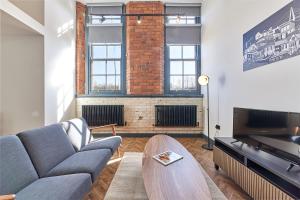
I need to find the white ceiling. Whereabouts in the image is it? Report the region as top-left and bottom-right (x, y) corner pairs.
(79, 0), (203, 5)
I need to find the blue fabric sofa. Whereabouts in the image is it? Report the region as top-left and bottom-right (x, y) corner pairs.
(0, 123), (121, 200)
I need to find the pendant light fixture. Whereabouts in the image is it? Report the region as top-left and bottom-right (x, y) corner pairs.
(100, 16), (105, 23)
(137, 15), (142, 24)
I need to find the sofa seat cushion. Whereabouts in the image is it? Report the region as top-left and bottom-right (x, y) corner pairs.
(47, 149), (111, 182)
(16, 173), (91, 200)
(80, 136), (122, 154)
(18, 124), (76, 177)
(0, 136), (39, 195)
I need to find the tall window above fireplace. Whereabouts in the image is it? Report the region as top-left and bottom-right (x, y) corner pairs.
(86, 4), (125, 95)
(165, 4), (201, 96)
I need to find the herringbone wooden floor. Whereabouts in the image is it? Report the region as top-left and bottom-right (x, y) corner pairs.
(84, 137), (250, 200)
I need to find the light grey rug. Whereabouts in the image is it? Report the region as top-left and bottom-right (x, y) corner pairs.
(104, 152), (227, 200)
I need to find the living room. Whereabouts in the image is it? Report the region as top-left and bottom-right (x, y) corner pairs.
(0, 0), (299, 200)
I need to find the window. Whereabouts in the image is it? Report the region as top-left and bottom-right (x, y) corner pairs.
(87, 5), (125, 95)
(166, 16), (200, 25)
(89, 15), (121, 25)
(165, 5), (201, 95)
(90, 44), (121, 91)
(168, 45), (199, 91)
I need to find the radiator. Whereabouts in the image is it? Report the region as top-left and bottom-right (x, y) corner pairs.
(155, 105), (197, 127)
(82, 105), (124, 126)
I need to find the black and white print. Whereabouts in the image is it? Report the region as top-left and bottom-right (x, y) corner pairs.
(243, 0), (300, 71)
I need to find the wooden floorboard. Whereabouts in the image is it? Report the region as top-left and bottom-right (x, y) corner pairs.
(84, 137), (251, 200)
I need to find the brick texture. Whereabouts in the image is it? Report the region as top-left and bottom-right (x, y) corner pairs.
(126, 2), (164, 95)
(76, 2), (86, 95)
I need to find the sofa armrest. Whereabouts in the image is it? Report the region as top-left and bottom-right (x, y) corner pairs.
(0, 194), (16, 200)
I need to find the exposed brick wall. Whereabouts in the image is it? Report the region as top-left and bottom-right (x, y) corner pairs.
(76, 2), (86, 95)
(126, 2), (164, 95)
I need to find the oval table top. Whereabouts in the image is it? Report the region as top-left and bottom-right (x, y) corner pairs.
(142, 135), (212, 200)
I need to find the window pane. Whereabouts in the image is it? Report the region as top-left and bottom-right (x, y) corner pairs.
(106, 61), (120, 75)
(92, 76), (106, 90)
(170, 76), (182, 90)
(169, 46), (182, 59)
(93, 46), (106, 59)
(101, 17), (109, 24)
(107, 76), (116, 90)
(107, 61), (115, 75)
(116, 76), (120, 90)
(183, 46), (195, 59)
(102, 16), (121, 24)
(107, 45), (121, 58)
(91, 16), (121, 24)
(184, 76), (196, 89)
(92, 16), (106, 25)
(92, 61), (106, 74)
(167, 16), (177, 24)
(170, 61), (182, 75)
(167, 16), (186, 24)
(115, 61), (120, 74)
(178, 17), (187, 24)
(91, 16), (101, 24)
(186, 17), (196, 24)
(184, 61), (196, 75)
(110, 16), (121, 24)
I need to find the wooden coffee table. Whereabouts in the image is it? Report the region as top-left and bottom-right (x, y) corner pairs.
(142, 135), (212, 200)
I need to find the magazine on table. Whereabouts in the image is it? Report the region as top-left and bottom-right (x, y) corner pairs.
(152, 151), (183, 166)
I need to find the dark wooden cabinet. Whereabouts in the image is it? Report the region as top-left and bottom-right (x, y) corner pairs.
(213, 137), (300, 200)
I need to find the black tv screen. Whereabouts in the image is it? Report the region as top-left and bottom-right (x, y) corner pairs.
(247, 109), (287, 128)
(233, 108), (300, 138)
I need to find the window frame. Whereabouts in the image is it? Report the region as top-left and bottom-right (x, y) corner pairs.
(164, 5), (202, 96)
(89, 44), (122, 92)
(164, 44), (201, 96)
(86, 5), (126, 96)
(89, 15), (122, 26)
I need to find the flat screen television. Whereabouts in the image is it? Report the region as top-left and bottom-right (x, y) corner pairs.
(233, 107), (300, 141)
(233, 108), (300, 170)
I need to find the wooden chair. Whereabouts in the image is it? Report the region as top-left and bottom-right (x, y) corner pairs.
(89, 123), (121, 157)
(0, 194), (16, 200)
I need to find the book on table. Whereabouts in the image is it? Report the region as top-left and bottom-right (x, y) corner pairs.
(152, 151), (183, 166)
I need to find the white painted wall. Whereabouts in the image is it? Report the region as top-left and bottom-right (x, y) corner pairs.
(0, 14), (44, 134)
(0, 0), (44, 35)
(44, 0), (76, 124)
(1, 0), (45, 135)
(201, 0), (300, 138)
(8, 0), (44, 25)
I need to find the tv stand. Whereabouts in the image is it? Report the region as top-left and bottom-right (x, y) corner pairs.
(230, 139), (240, 144)
(214, 137), (300, 200)
(249, 135), (300, 172)
(287, 163), (298, 172)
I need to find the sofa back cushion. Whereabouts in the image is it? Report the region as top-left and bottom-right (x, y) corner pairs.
(18, 124), (76, 177)
(61, 118), (93, 151)
(0, 136), (39, 195)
